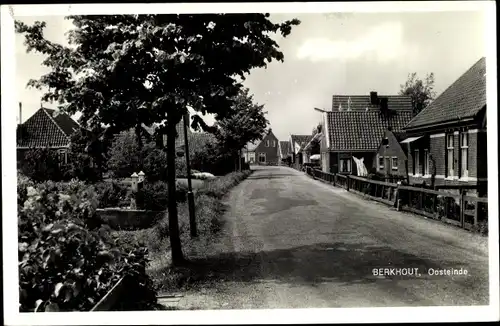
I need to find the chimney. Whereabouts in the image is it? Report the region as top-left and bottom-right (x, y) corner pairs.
(370, 91), (379, 105)
(380, 97), (389, 113)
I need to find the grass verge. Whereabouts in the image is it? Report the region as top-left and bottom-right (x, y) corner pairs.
(113, 169), (253, 293)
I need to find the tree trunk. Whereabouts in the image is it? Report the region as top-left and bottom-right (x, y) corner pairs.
(166, 119), (184, 265)
(238, 149), (242, 172)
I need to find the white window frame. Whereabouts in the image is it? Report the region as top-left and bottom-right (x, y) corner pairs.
(423, 149), (430, 176)
(266, 140), (270, 147)
(258, 152), (266, 163)
(460, 132), (468, 178)
(391, 156), (398, 171)
(378, 155), (385, 171)
(339, 158), (351, 173)
(272, 140), (276, 147)
(446, 134), (454, 177)
(58, 149), (68, 166)
(413, 149), (420, 176)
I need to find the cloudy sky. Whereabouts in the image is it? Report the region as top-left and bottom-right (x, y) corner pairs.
(15, 10), (487, 141)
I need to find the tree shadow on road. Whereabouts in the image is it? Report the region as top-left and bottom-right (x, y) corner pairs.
(247, 174), (298, 180)
(160, 241), (483, 296)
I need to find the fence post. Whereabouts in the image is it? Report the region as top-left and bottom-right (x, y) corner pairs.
(459, 190), (465, 229)
(333, 173), (337, 186)
(346, 175), (350, 191)
(474, 200), (479, 227)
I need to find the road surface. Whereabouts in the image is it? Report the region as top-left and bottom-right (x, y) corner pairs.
(165, 166), (489, 309)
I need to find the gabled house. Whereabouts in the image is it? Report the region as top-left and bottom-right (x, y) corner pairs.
(254, 129), (280, 165)
(402, 57), (487, 196)
(17, 107), (81, 165)
(278, 141), (291, 165)
(289, 134), (313, 168)
(374, 129), (409, 177)
(319, 92), (414, 175)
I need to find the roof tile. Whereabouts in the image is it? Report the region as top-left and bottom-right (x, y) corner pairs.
(326, 110), (413, 151)
(405, 57), (486, 129)
(17, 108), (79, 148)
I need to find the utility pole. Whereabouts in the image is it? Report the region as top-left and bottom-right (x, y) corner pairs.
(183, 113), (197, 238)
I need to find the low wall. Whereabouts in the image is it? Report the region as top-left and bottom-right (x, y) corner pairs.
(97, 208), (164, 230)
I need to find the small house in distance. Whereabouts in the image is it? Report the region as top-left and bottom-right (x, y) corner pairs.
(289, 134), (313, 169)
(319, 92), (414, 175)
(242, 129), (280, 165)
(402, 57), (487, 196)
(278, 140), (291, 166)
(374, 129), (409, 179)
(17, 106), (81, 166)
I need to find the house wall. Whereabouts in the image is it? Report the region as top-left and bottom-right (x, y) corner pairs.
(406, 128), (486, 195)
(255, 131), (279, 165)
(375, 131), (408, 177)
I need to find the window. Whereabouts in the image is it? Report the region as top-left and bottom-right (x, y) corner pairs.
(424, 149), (430, 176)
(58, 149), (68, 166)
(460, 132), (468, 177)
(339, 158), (351, 173)
(272, 140), (276, 147)
(258, 152), (266, 163)
(378, 155), (384, 170)
(391, 157), (398, 171)
(446, 134), (454, 177)
(266, 140), (270, 147)
(413, 150), (419, 175)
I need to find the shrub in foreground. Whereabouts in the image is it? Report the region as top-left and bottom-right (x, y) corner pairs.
(18, 179), (158, 312)
(95, 181), (130, 208)
(197, 170), (252, 199)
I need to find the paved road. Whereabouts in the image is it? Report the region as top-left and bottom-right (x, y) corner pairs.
(171, 166), (489, 309)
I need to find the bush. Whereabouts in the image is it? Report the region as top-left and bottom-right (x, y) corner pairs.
(95, 181), (131, 208)
(17, 179), (158, 312)
(19, 148), (71, 182)
(135, 182), (169, 211)
(198, 171), (252, 199)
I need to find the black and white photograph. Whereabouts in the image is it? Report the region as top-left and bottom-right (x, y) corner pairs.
(2, 1), (498, 324)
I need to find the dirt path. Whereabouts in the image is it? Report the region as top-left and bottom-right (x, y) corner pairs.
(162, 166), (489, 309)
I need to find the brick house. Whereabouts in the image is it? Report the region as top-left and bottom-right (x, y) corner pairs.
(289, 134), (313, 169)
(318, 92), (414, 175)
(242, 141), (258, 164)
(17, 107), (81, 166)
(254, 129), (280, 165)
(374, 130), (409, 177)
(402, 57), (487, 196)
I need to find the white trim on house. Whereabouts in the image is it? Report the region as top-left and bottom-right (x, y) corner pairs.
(430, 133), (445, 138)
(323, 112), (330, 149)
(391, 156), (398, 171)
(468, 129), (487, 133)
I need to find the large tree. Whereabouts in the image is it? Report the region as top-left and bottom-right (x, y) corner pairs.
(16, 14), (299, 265)
(215, 87), (269, 171)
(399, 72), (437, 115)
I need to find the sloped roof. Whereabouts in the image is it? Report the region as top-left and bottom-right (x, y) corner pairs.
(279, 141), (290, 157)
(332, 95), (413, 111)
(326, 110), (414, 151)
(405, 57), (486, 130)
(290, 134), (313, 152)
(17, 108), (80, 148)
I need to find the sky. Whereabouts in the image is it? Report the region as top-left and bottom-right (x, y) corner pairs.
(15, 10), (487, 141)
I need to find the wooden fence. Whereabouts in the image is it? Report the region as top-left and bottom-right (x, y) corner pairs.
(305, 167), (488, 232)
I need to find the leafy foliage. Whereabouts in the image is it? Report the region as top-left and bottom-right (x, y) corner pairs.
(198, 170), (252, 199)
(67, 128), (106, 182)
(16, 14), (300, 264)
(19, 148), (71, 182)
(18, 177), (158, 312)
(214, 88), (269, 158)
(94, 181), (131, 208)
(399, 72), (436, 115)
